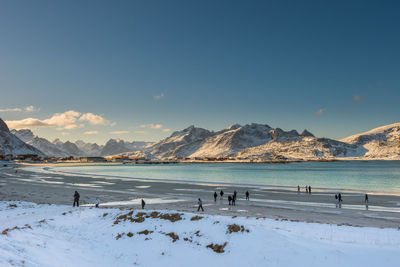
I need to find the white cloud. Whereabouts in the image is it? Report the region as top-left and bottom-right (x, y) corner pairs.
(154, 93), (164, 100)
(140, 123), (163, 129)
(0, 105), (38, 113)
(25, 106), (38, 112)
(5, 110), (113, 130)
(315, 108), (326, 116)
(0, 108), (23, 112)
(79, 113), (110, 125)
(83, 131), (99, 135)
(110, 131), (130, 134)
(162, 128), (171, 132)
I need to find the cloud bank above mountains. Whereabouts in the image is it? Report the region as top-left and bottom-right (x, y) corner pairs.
(5, 110), (113, 130)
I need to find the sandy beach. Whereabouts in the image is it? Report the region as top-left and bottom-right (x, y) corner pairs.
(1, 163), (400, 229)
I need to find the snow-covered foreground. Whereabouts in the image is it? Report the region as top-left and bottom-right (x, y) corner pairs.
(1, 202), (399, 267)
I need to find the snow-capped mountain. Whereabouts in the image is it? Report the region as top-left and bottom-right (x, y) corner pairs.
(0, 118), (44, 156)
(11, 130), (71, 158)
(52, 139), (84, 157)
(75, 140), (103, 157)
(149, 126), (213, 158)
(10, 129), (153, 158)
(5, 121), (400, 160)
(340, 122), (400, 159)
(147, 123), (363, 160)
(100, 139), (146, 156)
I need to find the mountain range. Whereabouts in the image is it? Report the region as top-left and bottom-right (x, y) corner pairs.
(1, 117), (399, 160)
(0, 119), (45, 157)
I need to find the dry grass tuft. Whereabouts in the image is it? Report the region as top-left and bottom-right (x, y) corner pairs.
(2, 224), (32, 236)
(206, 242), (228, 253)
(158, 213), (183, 222)
(116, 233), (124, 240)
(227, 224), (248, 234)
(165, 232), (179, 242)
(190, 216), (203, 221)
(138, 230), (153, 235)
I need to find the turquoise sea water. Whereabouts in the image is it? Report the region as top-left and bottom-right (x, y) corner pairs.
(48, 161), (400, 194)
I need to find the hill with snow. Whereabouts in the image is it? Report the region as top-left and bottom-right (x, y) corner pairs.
(1, 201), (399, 267)
(145, 123), (367, 160)
(340, 122), (400, 160)
(0, 119), (44, 156)
(10, 128), (153, 158)
(4, 120), (400, 160)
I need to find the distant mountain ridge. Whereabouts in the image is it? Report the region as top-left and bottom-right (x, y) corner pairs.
(339, 122), (400, 159)
(2, 118), (400, 160)
(0, 118), (45, 156)
(147, 123), (365, 160)
(10, 128), (153, 158)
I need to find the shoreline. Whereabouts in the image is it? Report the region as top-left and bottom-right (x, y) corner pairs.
(21, 162), (400, 197)
(2, 164), (400, 229)
(13, 157), (400, 167)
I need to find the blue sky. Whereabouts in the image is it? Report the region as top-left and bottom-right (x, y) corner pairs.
(0, 0), (399, 143)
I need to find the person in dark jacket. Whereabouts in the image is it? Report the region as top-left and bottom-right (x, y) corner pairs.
(213, 192), (218, 202)
(365, 194), (369, 203)
(245, 191), (250, 200)
(232, 194), (236, 206)
(220, 190), (224, 200)
(141, 199), (145, 209)
(233, 190), (237, 199)
(197, 198), (204, 211)
(308, 186), (312, 194)
(73, 191), (80, 207)
(228, 195), (232, 205)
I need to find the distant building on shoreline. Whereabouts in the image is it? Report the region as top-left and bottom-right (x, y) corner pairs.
(79, 157), (107, 163)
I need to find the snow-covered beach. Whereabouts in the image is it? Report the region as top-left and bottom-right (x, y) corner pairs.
(2, 163), (400, 266)
(1, 201), (400, 267)
(2, 164), (400, 228)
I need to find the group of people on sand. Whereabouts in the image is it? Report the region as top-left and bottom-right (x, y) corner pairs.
(197, 190), (251, 212)
(72, 190), (146, 209)
(297, 185), (312, 194)
(334, 193), (343, 208)
(334, 193), (369, 208)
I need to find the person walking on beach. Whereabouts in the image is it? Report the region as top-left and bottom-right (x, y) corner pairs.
(335, 194), (338, 208)
(338, 193), (342, 202)
(73, 191), (80, 207)
(233, 190), (237, 199)
(309, 186), (312, 194)
(93, 198), (100, 208)
(220, 190), (224, 200)
(245, 191), (250, 200)
(197, 198), (204, 212)
(214, 192), (218, 202)
(297, 185), (300, 192)
(228, 195), (232, 205)
(305, 186), (309, 194)
(141, 199), (146, 209)
(232, 195), (236, 206)
(365, 194), (369, 203)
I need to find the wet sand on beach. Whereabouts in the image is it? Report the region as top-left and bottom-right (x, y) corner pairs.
(1, 164), (400, 228)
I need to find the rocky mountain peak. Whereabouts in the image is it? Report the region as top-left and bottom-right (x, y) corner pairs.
(0, 118), (10, 132)
(301, 129), (314, 137)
